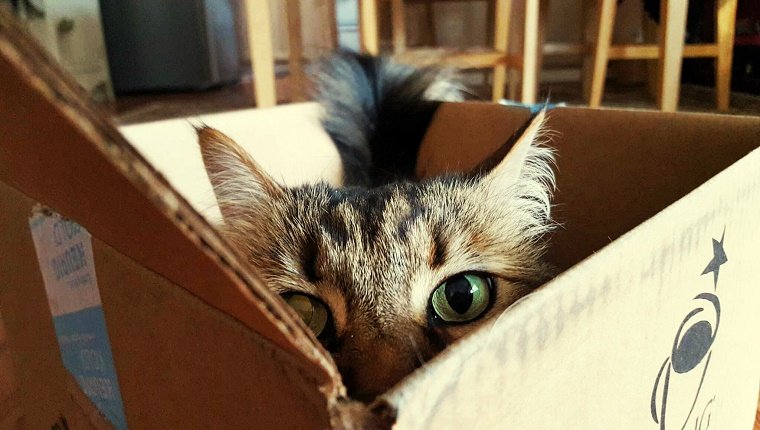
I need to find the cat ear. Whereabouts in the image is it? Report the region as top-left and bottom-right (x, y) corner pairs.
(481, 110), (552, 188)
(478, 110), (556, 231)
(197, 126), (283, 224)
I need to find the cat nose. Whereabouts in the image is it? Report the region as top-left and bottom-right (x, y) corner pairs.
(337, 339), (421, 401)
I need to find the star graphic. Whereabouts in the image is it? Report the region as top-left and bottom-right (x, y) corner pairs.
(701, 228), (727, 289)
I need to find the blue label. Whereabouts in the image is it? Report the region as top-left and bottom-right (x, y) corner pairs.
(52, 307), (128, 430)
(29, 212), (128, 429)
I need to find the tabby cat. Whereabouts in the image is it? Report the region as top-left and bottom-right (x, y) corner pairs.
(198, 52), (555, 400)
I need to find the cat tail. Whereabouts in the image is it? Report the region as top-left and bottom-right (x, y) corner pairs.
(310, 50), (465, 187)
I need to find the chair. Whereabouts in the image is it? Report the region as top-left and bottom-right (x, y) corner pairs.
(359, 0), (547, 104)
(243, 0), (339, 108)
(584, 0), (738, 112)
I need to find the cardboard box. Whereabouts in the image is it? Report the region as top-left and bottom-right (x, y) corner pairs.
(1, 9), (760, 429)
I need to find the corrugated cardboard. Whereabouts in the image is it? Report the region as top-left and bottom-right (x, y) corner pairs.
(0, 10), (350, 429)
(1, 8), (759, 429)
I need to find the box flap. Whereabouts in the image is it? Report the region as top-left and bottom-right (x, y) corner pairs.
(1, 185), (115, 429)
(0, 8), (338, 392)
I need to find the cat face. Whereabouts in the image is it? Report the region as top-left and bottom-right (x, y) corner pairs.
(198, 113), (554, 400)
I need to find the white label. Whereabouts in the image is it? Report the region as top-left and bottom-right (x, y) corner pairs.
(29, 211), (102, 316)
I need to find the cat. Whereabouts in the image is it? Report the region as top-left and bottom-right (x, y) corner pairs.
(197, 51), (556, 401)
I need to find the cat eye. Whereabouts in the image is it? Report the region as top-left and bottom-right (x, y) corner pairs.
(430, 274), (493, 323)
(282, 293), (335, 343)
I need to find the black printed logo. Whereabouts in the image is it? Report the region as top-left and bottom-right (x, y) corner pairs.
(650, 229), (726, 430)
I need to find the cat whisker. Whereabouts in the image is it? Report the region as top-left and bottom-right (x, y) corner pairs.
(408, 334), (426, 367)
(483, 293), (534, 347)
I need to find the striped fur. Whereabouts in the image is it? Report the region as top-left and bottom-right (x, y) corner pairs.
(199, 52), (555, 400)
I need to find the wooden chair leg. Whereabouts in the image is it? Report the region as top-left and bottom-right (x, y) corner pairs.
(582, 0), (617, 108)
(715, 0), (737, 111)
(643, 9), (660, 100)
(492, 0), (513, 102)
(325, 0), (339, 48)
(486, 0), (496, 46)
(424, 1), (438, 47)
(245, 0), (276, 107)
(657, 0), (689, 112)
(521, 0), (541, 104)
(360, 0), (380, 55)
(534, 0), (549, 97)
(391, 0), (407, 53)
(286, 0), (305, 102)
(507, 69), (519, 100)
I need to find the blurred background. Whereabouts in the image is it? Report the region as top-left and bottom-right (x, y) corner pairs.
(2, 0), (758, 124)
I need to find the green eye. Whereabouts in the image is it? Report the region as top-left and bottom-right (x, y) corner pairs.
(430, 274), (492, 323)
(283, 293), (330, 337)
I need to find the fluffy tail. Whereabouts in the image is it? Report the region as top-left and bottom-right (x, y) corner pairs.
(310, 51), (463, 187)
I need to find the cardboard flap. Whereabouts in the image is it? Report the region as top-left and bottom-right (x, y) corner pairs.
(1, 180), (360, 428)
(1, 182), (117, 429)
(0, 9), (338, 388)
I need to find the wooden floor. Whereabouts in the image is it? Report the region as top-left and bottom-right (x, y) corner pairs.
(109, 68), (760, 125)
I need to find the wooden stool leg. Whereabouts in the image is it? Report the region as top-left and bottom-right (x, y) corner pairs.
(582, 0), (617, 108)
(325, 0), (339, 48)
(521, 0), (541, 104)
(245, 0), (276, 107)
(643, 9), (660, 100)
(486, 0), (496, 46)
(391, 0), (407, 53)
(657, 0), (689, 112)
(425, 1), (438, 46)
(534, 0), (549, 96)
(492, 0), (513, 102)
(715, 0), (737, 111)
(360, 0), (380, 54)
(507, 69), (519, 100)
(286, 0), (305, 102)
